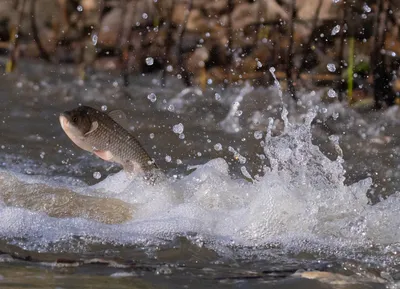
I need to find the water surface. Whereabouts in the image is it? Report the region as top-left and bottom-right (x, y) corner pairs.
(0, 59), (399, 288)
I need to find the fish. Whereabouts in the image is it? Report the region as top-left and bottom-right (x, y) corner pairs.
(59, 105), (160, 180)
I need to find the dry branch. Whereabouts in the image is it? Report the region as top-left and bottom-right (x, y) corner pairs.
(336, 1), (348, 102)
(286, 0), (297, 101)
(161, 0), (175, 87)
(296, 0), (323, 79)
(176, 0), (193, 87)
(6, 0), (27, 73)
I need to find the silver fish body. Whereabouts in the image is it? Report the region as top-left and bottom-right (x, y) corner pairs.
(59, 106), (159, 177)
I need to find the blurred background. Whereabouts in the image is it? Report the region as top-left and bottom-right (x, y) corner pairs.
(1, 0), (400, 108)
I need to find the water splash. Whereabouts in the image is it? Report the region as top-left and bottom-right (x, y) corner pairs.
(0, 101), (399, 272)
(219, 82), (254, 133)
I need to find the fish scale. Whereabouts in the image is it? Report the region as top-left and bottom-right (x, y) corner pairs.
(87, 115), (157, 172)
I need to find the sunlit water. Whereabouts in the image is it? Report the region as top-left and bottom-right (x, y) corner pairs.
(0, 59), (399, 288)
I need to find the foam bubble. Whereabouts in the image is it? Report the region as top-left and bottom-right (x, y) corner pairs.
(0, 107), (398, 268)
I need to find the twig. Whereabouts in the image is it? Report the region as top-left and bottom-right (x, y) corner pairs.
(80, 0), (105, 80)
(254, 0), (266, 46)
(347, 36), (354, 104)
(6, 0), (27, 73)
(296, 0), (323, 79)
(286, 0), (297, 101)
(119, 0), (135, 86)
(372, 0), (395, 108)
(336, 1), (348, 102)
(30, 0), (51, 62)
(226, 0), (234, 86)
(161, 0), (175, 87)
(176, 0), (193, 87)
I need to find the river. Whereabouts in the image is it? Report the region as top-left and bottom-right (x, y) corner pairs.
(0, 58), (399, 288)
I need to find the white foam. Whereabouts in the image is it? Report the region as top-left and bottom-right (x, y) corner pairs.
(0, 107), (399, 263)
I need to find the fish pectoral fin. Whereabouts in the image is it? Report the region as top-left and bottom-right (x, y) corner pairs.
(93, 150), (114, 161)
(84, 121), (99, 136)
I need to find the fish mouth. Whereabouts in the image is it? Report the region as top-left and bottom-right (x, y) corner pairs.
(59, 113), (70, 131)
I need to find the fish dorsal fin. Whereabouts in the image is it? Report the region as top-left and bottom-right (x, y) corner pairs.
(85, 121), (99, 136)
(108, 110), (130, 129)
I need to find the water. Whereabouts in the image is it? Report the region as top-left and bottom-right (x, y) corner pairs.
(0, 59), (399, 288)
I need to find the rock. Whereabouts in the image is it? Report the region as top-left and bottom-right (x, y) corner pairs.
(293, 270), (387, 287)
(231, 1), (287, 31)
(204, 0), (228, 15)
(98, 8), (122, 47)
(187, 9), (210, 32)
(93, 56), (120, 71)
(185, 46), (209, 74)
(295, 0), (341, 21)
(171, 3), (187, 26)
(260, 0), (289, 22)
(81, 0), (97, 11)
(205, 66), (226, 84)
(231, 3), (259, 30)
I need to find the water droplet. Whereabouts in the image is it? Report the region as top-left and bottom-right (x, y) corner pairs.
(214, 143), (222, 151)
(207, 79), (213, 85)
(331, 25), (340, 36)
(327, 63), (336, 72)
(166, 65), (173, 72)
(77, 5), (83, 12)
(142, 13), (148, 19)
(147, 93), (157, 102)
(167, 104), (175, 112)
(235, 110), (243, 117)
(1, 145), (5, 149)
(149, 133), (154, 139)
(40, 152), (45, 159)
(176, 159), (182, 165)
(215, 93), (221, 101)
(92, 34), (98, 45)
(328, 89), (337, 98)
(179, 133), (185, 139)
(256, 60), (263, 68)
(101, 105), (107, 111)
(165, 155), (172, 162)
(241, 166), (253, 180)
(197, 152), (202, 156)
(145, 57), (154, 66)
(363, 3), (371, 13)
(332, 112), (339, 120)
(173, 123), (184, 134)
(93, 171), (101, 179)
(112, 81), (118, 87)
(332, 0), (340, 3)
(254, 131), (263, 139)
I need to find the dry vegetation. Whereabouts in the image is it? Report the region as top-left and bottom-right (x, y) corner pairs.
(1, 0), (400, 108)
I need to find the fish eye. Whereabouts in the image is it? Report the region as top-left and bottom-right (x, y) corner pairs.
(72, 117), (78, 123)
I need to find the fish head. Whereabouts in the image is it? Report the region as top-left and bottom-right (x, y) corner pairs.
(59, 106), (97, 152)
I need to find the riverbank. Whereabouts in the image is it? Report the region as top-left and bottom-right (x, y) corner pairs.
(1, 0), (400, 107)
